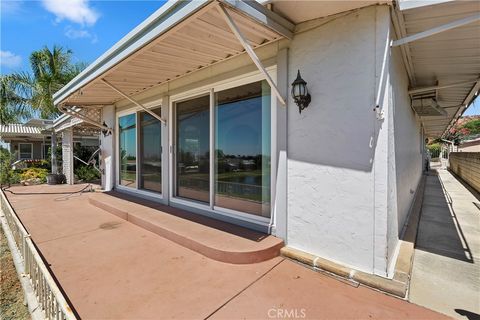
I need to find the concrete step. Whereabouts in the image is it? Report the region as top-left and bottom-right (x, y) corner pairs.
(88, 191), (283, 264)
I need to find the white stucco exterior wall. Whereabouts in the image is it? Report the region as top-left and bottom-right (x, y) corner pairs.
(287, 6), (392, 274)
(386, 44), (423, 270)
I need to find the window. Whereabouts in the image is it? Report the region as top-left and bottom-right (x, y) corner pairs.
(42, 144), (50, 159)
(19, 143), (33, 160)
(119, 114), (137, 187)
(139, 108), (162, 193)
(215, 81), (271, 217)
(175, 95), (210, 203)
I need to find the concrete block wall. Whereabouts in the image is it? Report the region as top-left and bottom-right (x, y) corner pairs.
(449, 152), (480, 193)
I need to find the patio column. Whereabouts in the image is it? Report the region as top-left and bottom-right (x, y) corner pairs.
(62, 128), (74, 185)
(51, 132), (57, 174)
(101, 105), (115, 191)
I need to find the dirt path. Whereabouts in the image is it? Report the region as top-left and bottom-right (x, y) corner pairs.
(0, 227), (30, 320)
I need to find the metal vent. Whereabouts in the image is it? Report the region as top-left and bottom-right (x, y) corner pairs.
(411, 98), (447, 117)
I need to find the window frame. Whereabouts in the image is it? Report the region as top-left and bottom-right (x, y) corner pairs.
(18, 143), (33, 160)
(115, 101), (163, 199)
(169, 67), (277, 225)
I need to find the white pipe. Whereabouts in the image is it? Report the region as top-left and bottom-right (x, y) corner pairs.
(392, 13), (480, 47)
(216, 3), (286, 105)
(101, 78), (167, 124)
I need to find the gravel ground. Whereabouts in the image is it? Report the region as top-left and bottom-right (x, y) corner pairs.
(0, 226), (30, 320)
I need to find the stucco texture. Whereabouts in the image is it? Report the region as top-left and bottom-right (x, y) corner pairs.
(287, 6), (381, 273)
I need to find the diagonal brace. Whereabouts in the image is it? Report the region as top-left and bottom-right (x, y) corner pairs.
(59, 105), (113, 135)
(392, 13), (480, 47)
(216, 3), (286, 105)
(101, 78), (167, 124)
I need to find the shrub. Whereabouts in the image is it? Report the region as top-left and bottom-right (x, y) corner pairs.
(427, 143), (441, 159)
(75, 165), (100, 182)
(25, 159), (50, 170)
(20, 168), (48, 183)
(0, 148), (21, 186)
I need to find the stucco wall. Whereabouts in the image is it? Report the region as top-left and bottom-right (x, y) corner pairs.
(388, 45), (422, 265)
(286, 6), (389, 274)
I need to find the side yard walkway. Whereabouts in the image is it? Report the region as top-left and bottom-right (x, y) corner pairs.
(3, 184), (446, 319)
(410, 169), (480, 319)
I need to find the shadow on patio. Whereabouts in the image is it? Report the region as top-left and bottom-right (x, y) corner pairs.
(415, 170), (473, 263)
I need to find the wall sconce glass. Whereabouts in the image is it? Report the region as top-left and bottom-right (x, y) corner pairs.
(291, 70), (311, 113)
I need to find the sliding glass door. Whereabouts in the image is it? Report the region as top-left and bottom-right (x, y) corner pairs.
(175, 95), (210, 203)
(139, 107), (162, 193)
(173, 80), (271, 218)
(215, 81), (271, 217)
(118, 114), (137, 187)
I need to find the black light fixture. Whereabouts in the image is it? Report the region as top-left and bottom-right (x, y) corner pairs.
(291, 70), (311, 113)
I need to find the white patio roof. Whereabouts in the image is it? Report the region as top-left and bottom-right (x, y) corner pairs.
(392, 0), (480, 138)
(53, 0), (293, 109)
(0, 124), (44, 139)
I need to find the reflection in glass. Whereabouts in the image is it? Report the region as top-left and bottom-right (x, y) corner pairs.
(140, 108), (162, 193)
(176, 95), (210, 203)
(119, 114), (137, 187)
(215, 81), (271, 217)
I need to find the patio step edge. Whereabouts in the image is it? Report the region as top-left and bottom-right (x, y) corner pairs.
(88, 196), (283, 264)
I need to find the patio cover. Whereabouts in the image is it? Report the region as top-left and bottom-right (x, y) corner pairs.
(53, 0), (293, 115)
(392, 0), (480, 138)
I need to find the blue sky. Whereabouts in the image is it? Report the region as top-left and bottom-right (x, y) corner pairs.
(1, 0), (478, 116)
(1, 0), (166, 74)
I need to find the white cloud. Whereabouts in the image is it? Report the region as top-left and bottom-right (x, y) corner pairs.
(0, 51), (22, 69)
(65, 26), (90, 39)
(64, 26), (98, 44)
(42, 0), (99, 26)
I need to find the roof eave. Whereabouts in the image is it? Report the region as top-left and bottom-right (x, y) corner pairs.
(52, 0), (211, 107)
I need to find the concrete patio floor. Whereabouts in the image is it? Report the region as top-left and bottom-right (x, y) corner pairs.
(3, 184), (447, 319)
(409, 168), (480, 319)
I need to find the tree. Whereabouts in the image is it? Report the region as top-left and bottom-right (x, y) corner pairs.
(0, 46), (85, 123)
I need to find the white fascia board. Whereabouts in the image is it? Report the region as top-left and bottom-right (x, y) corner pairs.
(53, 0), (210, 106)
(398, 0), (455, 11)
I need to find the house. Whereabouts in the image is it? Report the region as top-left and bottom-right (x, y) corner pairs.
(0, 114), (100, 179)
(459, 136), (480, 152)
(52, 0), (480, 278)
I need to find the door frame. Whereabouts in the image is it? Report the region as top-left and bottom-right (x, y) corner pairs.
(168, 67), (278, 227)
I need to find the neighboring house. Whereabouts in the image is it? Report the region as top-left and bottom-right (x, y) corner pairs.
(0, 120), (51, 160)
(459, 137), (480, 152)
(0, 115), (100, 175)
(52, 0), (480, 279)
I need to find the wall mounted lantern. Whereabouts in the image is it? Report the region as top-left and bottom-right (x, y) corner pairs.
(291, 70), (311, 113)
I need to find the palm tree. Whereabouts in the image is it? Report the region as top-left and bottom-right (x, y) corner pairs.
(0, 46), (85, 123)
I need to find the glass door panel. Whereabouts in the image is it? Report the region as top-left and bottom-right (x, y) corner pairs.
(215, 80), (271, 217)
(119, 114), (137, 187)
(139, 107), (162, 193)
(175, 95), (210, 203)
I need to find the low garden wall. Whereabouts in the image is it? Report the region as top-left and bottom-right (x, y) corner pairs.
(449, 152), (480, 193)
